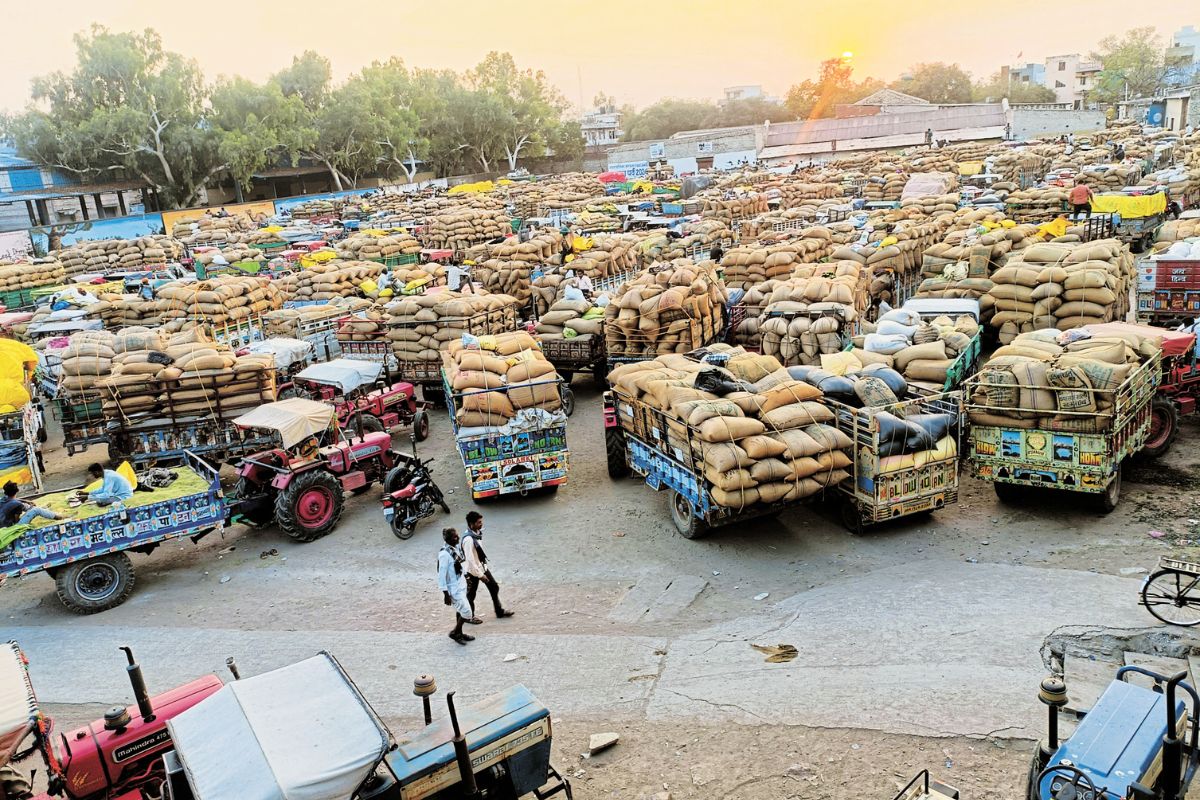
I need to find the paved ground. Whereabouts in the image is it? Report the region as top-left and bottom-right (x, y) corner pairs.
(6, 381), (1200, 798)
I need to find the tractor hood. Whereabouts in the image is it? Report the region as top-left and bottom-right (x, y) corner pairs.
(0, 641), (38, 770)
(167, 652), (390, 800)
(234, 398), (335, 449)
(295, 359), (383, 394)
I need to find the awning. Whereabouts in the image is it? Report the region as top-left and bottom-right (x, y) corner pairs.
(294, 359), (382, 394)
(168, 653), (389, 800)
(233, 398), (335, 448)
(0, 642), (38, 770)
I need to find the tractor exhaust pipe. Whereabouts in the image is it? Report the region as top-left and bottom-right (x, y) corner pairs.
(446, 692), (479, 797)
(1162, 670), (1188, 800)
(119, 647), (154, 722)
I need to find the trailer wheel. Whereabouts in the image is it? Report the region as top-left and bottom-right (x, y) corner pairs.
(840, 499), (864, 535)
(562, 388), (576, 418)
(1099, 465), (1122, 514)
(55, 553), (135, 614)
(1142, 397), (1179, 459)
(605, 426), (630, 479)
(412, 410), (430, 442)
(592, 361), (609, 386)
(275, 470), (344, 542)
(669, 490), (708, 539)
(559, 370), (575, 384)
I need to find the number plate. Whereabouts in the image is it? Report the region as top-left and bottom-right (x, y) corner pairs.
(383, 508), (395, 520)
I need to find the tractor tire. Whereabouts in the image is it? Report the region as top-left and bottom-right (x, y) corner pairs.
(37, 426), (47, 444)
(0, 765), (33, 800)
(277, 384), (302, 400)
(232, 477), (274, 525)
(352, 414), (385, 438)
(605, 426), (630, 479)
(1141, 397), (1179, 459)
(54, 553), (135, 614)
(669, 490), (708, 539)
(275, 470), (344, 542)
(412, 410), (430, 442)
(1098, 465), (1122, 514)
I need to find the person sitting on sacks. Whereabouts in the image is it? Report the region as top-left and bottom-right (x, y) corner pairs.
(80, 463), (134, 508)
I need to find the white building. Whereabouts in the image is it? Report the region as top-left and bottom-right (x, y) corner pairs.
(720, 85), (779, 106)
(581, 110), (623, 147)
(1045, 54), (1102, 107)
(1167, 25), (1200, 87)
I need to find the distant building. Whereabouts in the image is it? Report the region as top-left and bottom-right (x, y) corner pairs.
(1167, 25), (1200, 87)
(1045, 54), (1102, 108)
(581, 110), (623, 148)
(1118, 85), (1200, 132)
(0, 146), (145, 233)
(1009, 63), (1047, 87)
(836, 89), (931, 118)
(720, 85), (779, 106)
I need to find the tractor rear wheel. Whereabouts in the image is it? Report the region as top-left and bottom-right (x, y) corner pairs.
(1142, 397), (1179, 459)
(412, 410), (430, 442)
(352, 414), (385, 438)
(605, 426), (630, 479)
(55, 552), (135, 614)
(275, 470), (344, 542)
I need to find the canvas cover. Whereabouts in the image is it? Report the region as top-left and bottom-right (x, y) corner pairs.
(247, 338), (314, 370)
(0, 642), (37, 769)
(233, 398), (335, 448)
(168, 653), (388, 800)
(294, 359), (382, 394)
(1085, 321), (1195, 358)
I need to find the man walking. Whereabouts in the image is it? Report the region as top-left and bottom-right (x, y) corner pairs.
(438, 527), (475, 645)
(461, 511), (514, 622)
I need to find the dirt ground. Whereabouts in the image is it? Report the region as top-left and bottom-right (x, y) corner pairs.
(7, 380), (1200, 798)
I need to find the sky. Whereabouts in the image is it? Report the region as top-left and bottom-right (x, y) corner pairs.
(0, 1), (1194, 113)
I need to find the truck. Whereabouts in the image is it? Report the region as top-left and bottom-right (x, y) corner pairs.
(965, 344), (1160, 512)
(1090, 190), (1169, 253)
(538, 335), (607, 385)
(444, 373), (571, 500)
(1135, 252), (1200, 328)
(827, 392), (964, 533)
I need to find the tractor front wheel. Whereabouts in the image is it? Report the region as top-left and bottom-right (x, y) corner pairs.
(605, 426), (630, 479)
(275, 470), (344, 542)
(55, 552), (135, 614)
(1142, 397), (1179, 460)
(412, 410), (430, 442)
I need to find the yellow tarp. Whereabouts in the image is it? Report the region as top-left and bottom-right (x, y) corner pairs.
(1092, 193), (1168, 219)
(449, 180), (495, 195)
(958, 161), (984, 176)
(1038, 217), (1070, 239)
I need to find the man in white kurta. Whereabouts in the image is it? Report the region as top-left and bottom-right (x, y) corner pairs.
(438, 528), (475, 645)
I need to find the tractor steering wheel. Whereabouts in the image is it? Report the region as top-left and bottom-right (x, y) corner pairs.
(1037, 764), (1098, 800)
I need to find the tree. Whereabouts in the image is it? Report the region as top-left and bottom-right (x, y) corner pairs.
(547, 120), (585, 162)
(467, 52), (572, 171)
(713, 97), (793, 127)
(592, 92), (617, 113)
(7, 26), (225, 208)
(621, 99), (716, 141)
(351, 59), (424, 181)
(208, 77), (313, 196)
(892, 63), (973, 104)
(972, 71), (1056, 104)
(1089, 27), (1166, 103)
(784, 57), (881, 119)
(272, 51), (331, 112)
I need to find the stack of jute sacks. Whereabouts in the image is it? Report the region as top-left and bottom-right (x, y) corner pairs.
(288, 198), (340, 218)
(992, 150), (1052, 185)
(0, 259), (64, 292)
(534, 297), (604, 339)
(968, 326), (1159, 433)
(915, 219), (1040, 308)
(564, 234), (641, 280)
(608, 346), (854, 509)
(193, 244), (266, 268)
(530, 273), (594, 317)
(604, 259), (728, 359)
(985, 238), (1134, 344)
(385, 292), (520, 366)
(1158, 219), (1200, 242)
(753, 265), (869, 364)
(92, 291), (165, 330)
(507, 173), (604, 218)
(155, 275), (284, 330)
(857, 307), (980, 387)
(573, 210), (620, 232)
(420, 206), (511, 250)
(772, 181), (844, 207)
(445, 331), (563, 429)
(171, 214), (256, 245)
(273, 261), (384, 302)
(264, 298), (373, 338)
(235, 229), (287, 247)
(637, 221), (732, 262)
(1004, 187), (1070, 223)
(719, 231), (835, 290)
(861, 172), (907, 203)
(67, 327), (277, 419)
(472, 231), (563, 303)
(334, 232), (422, 261)
(54, 236), (183, 277)
(699, 193), (769, 224)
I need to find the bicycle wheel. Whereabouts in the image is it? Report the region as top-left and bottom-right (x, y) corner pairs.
(1141, 569), (1200, 627)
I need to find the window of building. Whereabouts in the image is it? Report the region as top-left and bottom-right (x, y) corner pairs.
(1055, 80), (1066, 89)
(1058, 61), (1066, 71)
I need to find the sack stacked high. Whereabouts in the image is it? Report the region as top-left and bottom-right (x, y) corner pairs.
(385, 292), (520, 366)
(445, 331), (564, 429)
(155, 275), (284, 329)
(334, 232), (422, 261)
(53, 236), (183, 277)
(719, 229), (835, 290)
(604, 259), (728, 359)
(0, 259), (65, 292)
(273, 260), (384, 302)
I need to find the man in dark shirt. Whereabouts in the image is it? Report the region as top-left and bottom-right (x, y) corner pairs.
(1, 481), (63, 527)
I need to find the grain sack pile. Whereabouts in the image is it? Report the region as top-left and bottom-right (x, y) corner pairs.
(235, 228), (288, 247)
(899, 172), (960, 204)
(698, 193), (769, 224)
(1138, 166), (1200, 201)
(264, 297), (373, 338)
(445, 331), (565, 430)
(750, 266), (869, 362)
(921, 219), (1039, 281)
(288, 199), (340, 218)
(0, 259), (65, 291)
(529, 272), (604, 317)
(984, 238), (1134, 343)
(273, 260), (384, 302)
(1052, 163), (1139, 190)
(507, 173), (604, 218)
(388, 264), (447, 295)
(156, 275), (284, 328)
(1157, 219), (1200, 242)
(899, 193), (961, 215)
(856, 307), (980, 387)
(420, 206), (512, 250)
(637, 221), (732, 262)
(56, 330), (118, 395)
(472, 231), (564, 303)
(334, 232), (422, 261)
(771, 181), (844, 207)
(92, 291), (166, 329)
(861, 172), (907, 203)
(95, 327), (277, 419)
(991, 149), (1053, 185)
(565, 233), (641, 280)
(604, 259), (727, 359)
(385, 292), (520, 366)
(54, 236), (184, 276)
(171, 214), (256, 245)
(719, 230), (836, 290)
(1003, 187), (1071, 223)
(192, 244), (266, 268)
(573, 210), (621, 233)
(608, 347), (854, 509)
(534, 297), (604, 339)
(967, 326), (1159, 432)
(737, 208), (846, 241)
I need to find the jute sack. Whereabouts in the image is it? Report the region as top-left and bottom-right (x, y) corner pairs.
(698, 416), (766, 443)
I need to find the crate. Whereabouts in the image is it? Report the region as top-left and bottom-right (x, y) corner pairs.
(383, 253), (420, 267)
(250, 242), (288, 254)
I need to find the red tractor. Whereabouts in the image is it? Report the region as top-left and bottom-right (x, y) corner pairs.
(227, 398), (401, 542)
(286, 358), (430, 442)
(0, 642), (222, 800)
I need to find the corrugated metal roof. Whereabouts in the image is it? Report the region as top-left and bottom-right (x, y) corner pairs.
(0, 180), (145, 203)
(765, 105), (1007, 146)
(0, 147), (37, 170)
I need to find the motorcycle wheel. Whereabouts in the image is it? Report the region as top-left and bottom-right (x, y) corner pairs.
(390, 513), (416, 540)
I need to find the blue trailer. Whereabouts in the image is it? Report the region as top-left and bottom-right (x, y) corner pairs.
(0, 452), (227, 613)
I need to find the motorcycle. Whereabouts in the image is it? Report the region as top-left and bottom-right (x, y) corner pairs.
(382, 454), (451, 539)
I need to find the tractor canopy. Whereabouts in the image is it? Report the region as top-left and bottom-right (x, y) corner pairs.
(245, 338), (315, 371)
(233, 398), (336, 449)
(0, 641), (38, 770)
(167, 652), (390, 800)
(294, 358), (384, 394)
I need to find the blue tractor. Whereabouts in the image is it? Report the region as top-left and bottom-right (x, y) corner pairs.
(1028, 667), (1200, 799)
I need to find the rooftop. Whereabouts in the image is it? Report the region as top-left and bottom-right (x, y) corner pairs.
(854, 89), (930, 107)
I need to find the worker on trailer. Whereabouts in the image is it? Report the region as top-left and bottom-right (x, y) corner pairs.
(139, 277), (154, 301)
(1, 480), (64, 527)
(1069, 180), (1094, 218)
(80, 462), (134, 508)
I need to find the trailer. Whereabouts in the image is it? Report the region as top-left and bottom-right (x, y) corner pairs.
(965, 350), (1160, 512)
(52, 390), (109, 456)
(445, 374), (571, 500)
(0, 451), (227, 613)
(538, 335), (606, 385)
(828, 392), (963, 533)
(1091, 191), (1168, 253)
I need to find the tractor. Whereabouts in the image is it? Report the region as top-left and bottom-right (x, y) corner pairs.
(228, 398), (401, 542)
(1140, 324), (1200, 459)
(1027, 667), (1200, 799)
(286, 358), (431, 442)
(0, 641), (223, 800)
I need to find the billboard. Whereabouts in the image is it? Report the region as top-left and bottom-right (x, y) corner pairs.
(0, 230), (34, 261)
(607, 161), (649, 179)
(161, 200), (277, 231)
(29, 214), (166, 255)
